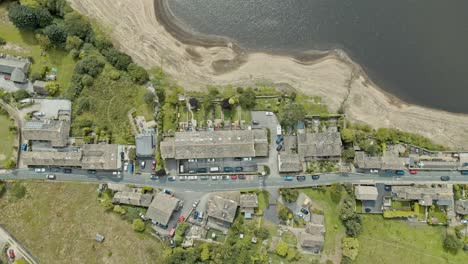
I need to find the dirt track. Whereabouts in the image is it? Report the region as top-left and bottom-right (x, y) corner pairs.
(68, 0), (468, 149)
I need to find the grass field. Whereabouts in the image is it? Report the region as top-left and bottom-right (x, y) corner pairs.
(0, 181), (165, 264)
(0, 113), (15, 167)
(301, 188), (345, 258)
(0, 3), (76, 94)
(356, 215), (468, 264)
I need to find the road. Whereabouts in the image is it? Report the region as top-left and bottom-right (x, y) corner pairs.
(252, 111), (280, 177)
(1, 168), (467, 193)
(0, 225), (38, 264)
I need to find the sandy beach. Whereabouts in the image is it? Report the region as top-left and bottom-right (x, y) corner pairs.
(67, 0), (468, 149)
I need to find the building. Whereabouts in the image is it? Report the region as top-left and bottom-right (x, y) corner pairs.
(207, 195), (238, 228)
(239, 193), (258, 214)
(22, 144), (121, 170)
(32, 80), (48, 95)
(297, 132), (342, 161)
(160, 129), (268, 160)
(278, 154), (302, 173)
(136, 133), (154, 157)
(145, 192), (181, 226)
(391, 185), (453, 206)
(355, 186), (379, 201)
(22, 120), (70, 148)
(298, 232), (324, 254)
(0, 56), (30, 83)
(455, 200), (468, 215)
(354, 152), (382, 171)
(112, 191), (153, 207)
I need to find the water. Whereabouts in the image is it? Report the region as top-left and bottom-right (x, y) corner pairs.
(165, 0), (468, 113)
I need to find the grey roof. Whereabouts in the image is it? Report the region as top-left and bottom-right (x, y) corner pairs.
(298, 231), (324, 250)
(136, 134), (154, 157)
(297, 132), (342, 159)
(278, 154), (302, 172)
(392, 185), (453, 206)
(23, 120), (70, 147)
(310, 214), (325, 226)
(21, 144), (120, 170)
(207, 195), (238, 224)
(33, 81), (48, 95)
(455, 200), (468, 215)
(112, 191), (153, 207)
(355, 186), (379, 201)
(10, 67), (27, 83)
(0, 57), (29, 74)
(145, 192), (180, 225)
(381, 155), (407, 170)
(107, 183), (131, 192)
(240, 193), (258, 209)
(354, 152), (382, 169)
(160, 129), (268, 159)
(305, 222), (326, 236)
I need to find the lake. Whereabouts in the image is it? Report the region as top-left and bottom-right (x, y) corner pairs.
(165, 0), (468, 113)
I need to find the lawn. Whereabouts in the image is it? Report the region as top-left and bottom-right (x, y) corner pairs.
(0, 112), (15, 167)
(356, 215), (468, 264)
(257, 190), (269, 215)
(0, 3), (76, 94)
(301, 188), (345, 258)
(0, 181), (165, 264)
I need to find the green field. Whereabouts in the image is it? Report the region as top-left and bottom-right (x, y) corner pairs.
(0, 181), (164, 264)
(0, 3), (76, 94)
(0, 112), (15, 167)
(356, 215), (467, 264)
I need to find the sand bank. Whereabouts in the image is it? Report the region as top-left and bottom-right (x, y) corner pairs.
(67, 0), (468, 149)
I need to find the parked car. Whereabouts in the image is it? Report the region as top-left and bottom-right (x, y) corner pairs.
(265, 111), (273, 116)
(163, 189), (172, 195)
(35, 168), (46, 173)
(21, 144), (27, 151)
(384, 185), (391, 191)
(440, 176), (450, 181)
(198, 212), (204, 221)
(311, 174), (320, 180)
(276, 144), (283, 151)
(179, 176), (187, 181)
(63, 168), (72, 174)
(223, 167), (234, 172)
(193, 201), (199, 207)
(234, 157), (243, 161)
(207, 158), (216, 162)
(87, 170), (97, 174)
(178, 216), (185, 223)
(369, 169), (379, 173)
(283, 176), (294, 181)
(169, 228), (176, 237)
(8, 249), (15, 260)
(243, 157), (252, 161)
(151, 165), (156, 170)
(4, 75), (11, 80)
(222, 175), (229, 180)
(395, 170), (405, 176)
(200, 176), (209, 180)
(297, 212), (303, 218)
(252, 121), (260, 125)
(32, 111), (45, 117)
(193, 211), (199, 219)
(150, 174), (159, 180)
(168, 176), (176, 181)
(188, 159), (198, 162)
(189, 170), (196, 174)
(123, 162), (128, 171)
(197, 168), (208, 173)
(46, 174), (56, 180)
(461, 170), (468, 175)
(238, 175), (246, 180)
(300, 208), (309, 215)
(235, 167), (243, 172)
(230, 175), (238, 180)
(409, 169), (417, 174)
(296, 176), (306, 181)
(211, 175), (219, 180)
(140, 161), (146, 169)
(276, 135), (283, 144)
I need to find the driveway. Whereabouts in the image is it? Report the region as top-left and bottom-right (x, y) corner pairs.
(251, 111), (280, 177)
(0, 74), (33, 93)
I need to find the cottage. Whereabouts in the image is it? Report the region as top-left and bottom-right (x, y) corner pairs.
(145, 192), (181, 226)
(455, 200), (468, 215)
(112, 191), (153, 207)
(240, 193), (259, 214)
(355, 186), (379, 201)
(297, 132), (342, 161)
(298, 232), (324, 254)
(278, 154), (302, 173)
(207, 195), (238, 228)
(136, 133), (154, 157)
(0, 56), (30, 83)
(23, 120), (70, 148)
(392, 185), (453, 206)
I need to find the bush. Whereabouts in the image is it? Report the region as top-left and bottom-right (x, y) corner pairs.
(342, 237), (359, 261)
(42, 24), (67, 45)
(4, 160), (16, 169)
(144, 91), (155, 105)
(102, 47), (132, 70)
(127, 63), (149, 84)
(8, 4), (42, 30)
(330, 183), (344, 203)
(13, 89), (30, 101)
(444, 234), (462, 253)
(63, 12), (92, 40)
(141, 186), (153, 194)
(280, 188), (299, 203)
(44, 81), (60, 96)
(254, 227), (269, 241)
(132, 219), (145, 232)
(30, 71), (44, 82)
(383, 211), (415, 218)
(278, 206), (291, 221)
(275, 240), (289, 257)
(0, 36), (5, 45)
(113, 205), (126, 215)
(74, 56), (105, 77)
(9, 182), (26, 201)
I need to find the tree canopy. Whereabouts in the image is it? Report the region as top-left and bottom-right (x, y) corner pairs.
(280, 103), (305, 128)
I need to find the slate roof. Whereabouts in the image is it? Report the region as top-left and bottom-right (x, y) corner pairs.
(355, 186), (379, 201)
(207, 195), (238, 224)
(278, 154), (302, 172)
(354, 152), (382, 169)
(297, 132), (342, 159)
(160, 129), (268, 159)
(136, 134), (154, 157)
(0, 57), (29, 74)
(455, 200), (468, 215)
(112, 191), (153, 207)
(298, 232), (324, 250)
(145, 192), (180, 225)
(33, 80), (48, 95)
(240, 193), (258, 209)
(392, 185), (453, 206)
(23, 120), (70, 147)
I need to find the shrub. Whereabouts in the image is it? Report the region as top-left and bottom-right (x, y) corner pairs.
(4, 160), (16, 169)
(102, 47), (132, 70)
(9, 182), (26, 201)
(144, 91), (155, 105)
(383, 211), (415, 218)
(280, 188), (299, 203)
(132, 219), (145, 232)
(127, 63), (149, 84)
(42, 24), (67, 45)
(44, 81), (60, 96)
(14, 89), (30, 101)
(278, 206), (291, 221)
(113, 205), (126, 215)
(141, 186), (153, 194)
(74, 56), (105, 77)
(0, 36), (5, 45)
(444, 234), (462, 253)
(342, 237), (359, 261)
(275, 240), (289, 257)
(254, 227), (269, 241)
(8, 4), (41, 30)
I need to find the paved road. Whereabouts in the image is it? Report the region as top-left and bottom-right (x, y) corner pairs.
(252, 111), (280, 177)
(0, 225), (38, 264)
(1, 169), (467, 192)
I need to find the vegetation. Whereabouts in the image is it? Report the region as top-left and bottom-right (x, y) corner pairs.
(279, 188), (299, 203)
(280, 103), (305, 129)
(275, 240), (289, 257)
(132, 219), (145, 232)
(8, 182), (26, 202)
(341, 237), (359, 261)
(340, 195), (362, 237)
(0, 111), (16, 168)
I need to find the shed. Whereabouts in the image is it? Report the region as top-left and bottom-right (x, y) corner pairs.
(33, 80), (48, 95)
(95, 234), (105, 243)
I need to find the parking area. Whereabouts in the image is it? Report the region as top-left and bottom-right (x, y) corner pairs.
(180, 158), (258, 174)
(0, 73), (33, 93)
(135, 157), (156, 174)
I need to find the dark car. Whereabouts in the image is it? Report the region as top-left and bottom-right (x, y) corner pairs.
(238, 175), (246, 180)
(297, 176), (306, 181)
(252, 121), (260, 125)
(234, 157), (243, 161)
(63, 168), (72, 174)
(193, 211), (199, 219)
(300, 208), (309, 215)
(223, 167), (234, 172)
(276, 135), (283, 144)
(168, 176), (176, 181)
(384, 185), (391, 191)
(440, 176), (450, 181)
(311, 174), (320, 180)
(235, 167), (243, 172)
(87, 170), (97, 174)
(276, 144), (283, 151)
(197, 168), (208, 173)
(365, 208), (372, 213)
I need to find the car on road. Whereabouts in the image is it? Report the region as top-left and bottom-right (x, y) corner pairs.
(200, 176), (209, 180)
(179, 176), (187, 181)
(300, 208), (309, 215)
(243, 157), (252, 161)
(440, 176), (450, 181)
(33, 111), (45, 117)
(46, 174), (56, 180)
(238, 175), (246, 180)
(123, 163), (128, 171)
(296, 176), (306, 181)
(276, 144), (282, 151)
(4, 75), (11, 80)
(163, 189), (172, 195)
(140, 161), (146, 169)
(224, 167), (234, 172)
(169, 228), (176, 237)
(188, 176), (197, 180)
(197, 168), (208, 173)
(276, 135), (283, 144)
(188, 159), (198, 162)
(8, 249), (15, 260)
(230, 175), (238, 180)
(234, 157), (243, 161)
(283, 176), (294, 181)
(369, 169), (379, 173)
(150, 174), (159, 180)
(193, 211), (199, 219)
(211, 175), (219, 180)
(311, 174), (320, 180)
(35, 168), (46, 173)
(252, 121), (260, 125)
(409, 169), (417, 174)
(63, 168), (72, 174)
(112, 171), (121, 176)
(87, 170), (97, 174)
(222, 175), (229, 180)
(235, 167), (243, 172)
(189, 170), (196, 174)
(461, 170), (468, 175)
(265, 111), (273, 116)
(168, 176), (176, 181)
(178, 216), (185, 223)
(198, 212), (204, 221)
(395, 170), (405, 175)
(384, 185), (391, 191)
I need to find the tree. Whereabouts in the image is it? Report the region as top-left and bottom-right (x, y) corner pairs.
(127, 63), (149, 84)
(200, 243), (210, 261)
(34, 7), (53, 28)
(128, 148), (136, 161)
(45, 81), (60, 96)
(0, 36), (5, 45)
(8, 4), (38, 30)
(81, 74), (94, 87)
(239, 88), (256, 109)
(63, 12), (92, 39)
(14, 89), (30, 101)
(341, 128), (355, 144)
(330, 183), (344, 203)
(144, 91), (155, 105)
(132, 219), (145, 232)
(344, 218), (362, 237)
(281, 103), (305, 128)
(65, 35), (83, 51)
(189, 97), (199, 109)
(42, 0), (69, 17)
(221, 98), (232, 110)
(275, 240), (289, 257)
(4, 160), (16, 169)
(342, 148), (355, 161)
(74, 56), (105, 77)
(43, 24), (67, 44)
(444, 234), (462, 253)
(113, 205), (126, 215)
(278, 206), (291, 221)
(280, 188), (299, 203)
(102, 48), (132, 70)
(286, 247), (300, 261)
(342, 237), (359, 261)
(35, 34), (51, 51)
(254, 227), (269, 241)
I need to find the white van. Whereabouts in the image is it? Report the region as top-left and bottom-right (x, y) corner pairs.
(209, 167), (220, 172)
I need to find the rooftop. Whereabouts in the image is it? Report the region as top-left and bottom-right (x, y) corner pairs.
(392, 185), (454, 206)
(145, 192), (180, 226)
(278, 154), (302, 172)
(297, 132), (342, 159)
(298, 231), (324, 249)
(354, 152), (383, 169)
(135, 133), (154, 157)
(112, 191), (153, 207)
(23, 120), (70, 147)
(160, 129), (268, 159)
(455, 200), (468, 215)
(81, 144), (120, 170)
(355, 186), (379, 201)
(33, 98), (72, 121)
(240, 193), (258, 209)
(207, 195), (238, 224)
